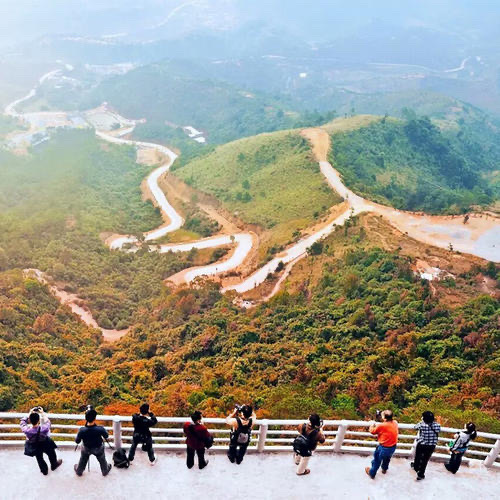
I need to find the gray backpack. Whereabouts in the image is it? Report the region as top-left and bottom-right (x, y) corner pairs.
(232, 417), (252, 445)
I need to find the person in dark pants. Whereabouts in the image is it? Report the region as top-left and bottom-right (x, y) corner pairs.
(20, 406), (62, 475)
(226, 404), (256, 465)
(294, 414), (326, 475)
(183, 410), (211, 469)
(411, 411), (441, 480)
(74, 408), (112, 476)
(365, 410), (398, 479)
(445, 422), (477, 474)
(128, 403), (158, 465)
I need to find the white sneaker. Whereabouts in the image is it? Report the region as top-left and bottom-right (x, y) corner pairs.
(150, 458), (157, 466)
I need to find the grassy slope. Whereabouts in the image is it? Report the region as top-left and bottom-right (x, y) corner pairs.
(173, 130), (341, 257)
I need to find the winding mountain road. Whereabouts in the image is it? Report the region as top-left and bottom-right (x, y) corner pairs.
(5, 69), (499, 339)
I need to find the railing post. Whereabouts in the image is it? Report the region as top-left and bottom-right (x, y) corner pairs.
(112, 417), (122, 450)
(257, 420), (268, 452)
(333, 420), (348, 452)
(483, 438), (500, 467)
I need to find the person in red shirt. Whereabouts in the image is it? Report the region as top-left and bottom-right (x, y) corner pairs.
(365, 410), (398, 479)
(183, 411), (212, 469)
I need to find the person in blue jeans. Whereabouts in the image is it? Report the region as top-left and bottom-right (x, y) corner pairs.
(365, 410), (398, 479)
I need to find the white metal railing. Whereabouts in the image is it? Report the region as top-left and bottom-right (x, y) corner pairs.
(1, 413), (499, 469)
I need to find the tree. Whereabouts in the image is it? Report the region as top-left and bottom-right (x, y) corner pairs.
(307, 241), (323, 256)
(0, 248), (8, 271)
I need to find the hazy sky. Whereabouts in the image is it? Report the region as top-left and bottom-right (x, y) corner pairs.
(1, 0), (499, 46)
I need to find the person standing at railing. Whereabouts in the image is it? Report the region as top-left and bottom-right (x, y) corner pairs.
(293, 414), (326, 476)
(445, 422), (477, 474)
(20, 406), (62, 475)
(128, 403), (158, 466)
(226, 404), (256, 464)
(411, 411), (441, 481)
(183, 410), (212, 469)
(74, 408), (112, 477)
(365, 410), (398, 479)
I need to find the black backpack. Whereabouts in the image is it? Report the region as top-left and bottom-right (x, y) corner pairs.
(293, 425), (319, 457)
(204, 433), (214, 449)
(231, 417), (252, 445)
(113, 448), (130, 469)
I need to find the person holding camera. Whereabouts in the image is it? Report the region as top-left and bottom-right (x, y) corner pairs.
(20, 406), (62, 475)
(226, 404), (256, 464)
(365, 410), (398, 479)
(74, 407), (112, 476)
(183, 410), (212, 469)
(411, 410), (441, 480)
(444, 422), (477, 474)
(128, 403), (158, 466)
(293, 414), (326, 476)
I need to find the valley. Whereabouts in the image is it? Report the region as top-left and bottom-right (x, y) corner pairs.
(0, 2), (498, 442)
(2, 70), (499, 341)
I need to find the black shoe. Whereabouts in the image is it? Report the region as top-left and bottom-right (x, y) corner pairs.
(51, 459), (62, 471)
(228, 456), (235, 463)
(74, 464), (82, 477)
(103, 464), (112, 476)
(199, 460), (209, 470)
(417, 475), (425, 481)
(41, 469), (48, 476)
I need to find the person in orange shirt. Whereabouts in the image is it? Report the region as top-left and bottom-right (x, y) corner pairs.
(365, 410), (398, 479)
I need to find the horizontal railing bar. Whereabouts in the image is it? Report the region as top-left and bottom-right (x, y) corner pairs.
(465, 450), (490, 458)
(1, 411), (499, 465)
(120, 427), (231, 435)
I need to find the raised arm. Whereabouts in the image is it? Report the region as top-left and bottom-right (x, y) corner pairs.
(226, 409), (238, 426)
(20, 417), (30, 434)
(147, 413), (158, 427)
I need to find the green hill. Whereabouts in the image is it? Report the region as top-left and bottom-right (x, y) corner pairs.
(173, 130), (342, 259)
(79, 63), (311, 145)
(329, 114), (499, 214)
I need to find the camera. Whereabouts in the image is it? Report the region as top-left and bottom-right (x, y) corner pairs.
(234, 404), (242, 412)
(78, 404), (94, 413)
(375, 409), (382, 421)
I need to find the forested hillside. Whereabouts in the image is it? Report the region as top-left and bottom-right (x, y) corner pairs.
(0, 270), (101, 411)
(79, 63), (308, 145)
(2, 229), (497, 431)
(330, 115), (499, 213)
(0, 130), (211, 329)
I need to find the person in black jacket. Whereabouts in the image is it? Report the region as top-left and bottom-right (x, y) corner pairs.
(226, 404), (256, 465)
(128, 403), (158, 465)
(74, 408), (112, 476)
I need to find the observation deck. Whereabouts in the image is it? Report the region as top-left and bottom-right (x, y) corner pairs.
(0, 413), (498, 499)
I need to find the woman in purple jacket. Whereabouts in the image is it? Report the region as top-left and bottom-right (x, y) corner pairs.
(20, 406), (62, 475)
